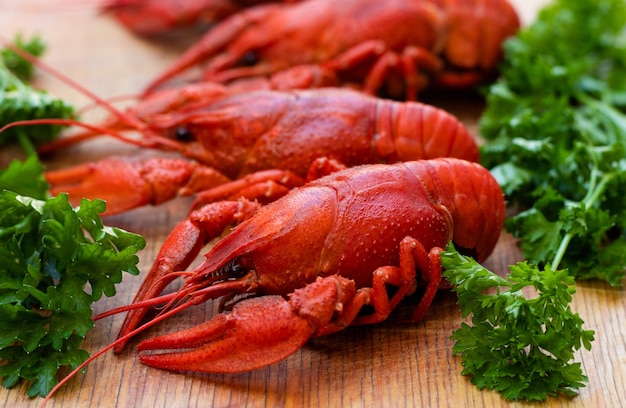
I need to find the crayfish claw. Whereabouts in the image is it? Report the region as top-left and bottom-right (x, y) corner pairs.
(136, 275), (360, 373)
(137, 296), (314, 373)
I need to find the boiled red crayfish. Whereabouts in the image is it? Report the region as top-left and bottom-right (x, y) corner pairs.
(143, 0), (520, 99)
(38, 87), (480, 215)
(45, 157), (505, 399)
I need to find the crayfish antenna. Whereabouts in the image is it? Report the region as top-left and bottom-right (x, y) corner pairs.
(0, 38), (145, 129)
(35, 92), (147, 153)
(0, 36), (176, 154)
(93, 286), (190, 321)
(0, 119), (180, 152)
(41, 276), (258, 405)
(36, 128), (107, 154)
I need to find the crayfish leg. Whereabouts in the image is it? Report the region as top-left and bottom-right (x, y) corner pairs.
(191, 157), (349, 209)
(314, 39), (442, 100)
(46, 157), (233, 215)
(304, 157), (348, 182)
(191, 168), (304, 209)
(352, 236), (443, 326)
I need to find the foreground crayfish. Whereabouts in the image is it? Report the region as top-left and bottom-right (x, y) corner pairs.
(85, 158), (505, 372)
(40, 87), (480, 215)
(143, 0), (520, 99)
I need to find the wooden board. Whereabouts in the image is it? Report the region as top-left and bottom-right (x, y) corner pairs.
(1, 1), (624, 407)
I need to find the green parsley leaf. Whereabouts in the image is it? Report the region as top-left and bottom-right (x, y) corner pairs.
(442, 244), (595, 401)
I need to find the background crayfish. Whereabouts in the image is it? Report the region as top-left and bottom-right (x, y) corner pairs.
(40, 87), (481, 215)
(143, 0), (520, 99)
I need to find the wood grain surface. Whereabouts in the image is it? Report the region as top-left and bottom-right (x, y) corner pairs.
(1, 1), (625, 407)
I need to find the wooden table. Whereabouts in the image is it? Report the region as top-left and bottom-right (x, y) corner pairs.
(1, 1), (624, 407)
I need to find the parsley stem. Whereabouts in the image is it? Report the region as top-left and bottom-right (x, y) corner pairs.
(550, 89), (624, 270)
(551, 171), (614, 269)
(551, 234), (572, 272)
(585, 172), (614, 210)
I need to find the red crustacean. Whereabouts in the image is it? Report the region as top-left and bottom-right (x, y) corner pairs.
(41, 88), (481, 215)
(142, 0), (520, 99)
(100, 0), (300, 37)
(46, 158), (505, 393)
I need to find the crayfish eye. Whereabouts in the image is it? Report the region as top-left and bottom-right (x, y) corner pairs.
(174, 126), (193, 141)
(239, 51), (258, 66)
(226, 256), (253, 278)
(229, 262), (247, 278)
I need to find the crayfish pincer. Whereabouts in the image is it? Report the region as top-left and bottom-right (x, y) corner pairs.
(102, 157), (505, 374)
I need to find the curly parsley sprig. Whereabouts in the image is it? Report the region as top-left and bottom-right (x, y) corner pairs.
(442, 245), (594, 401)
(0, 158), (146, 397)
